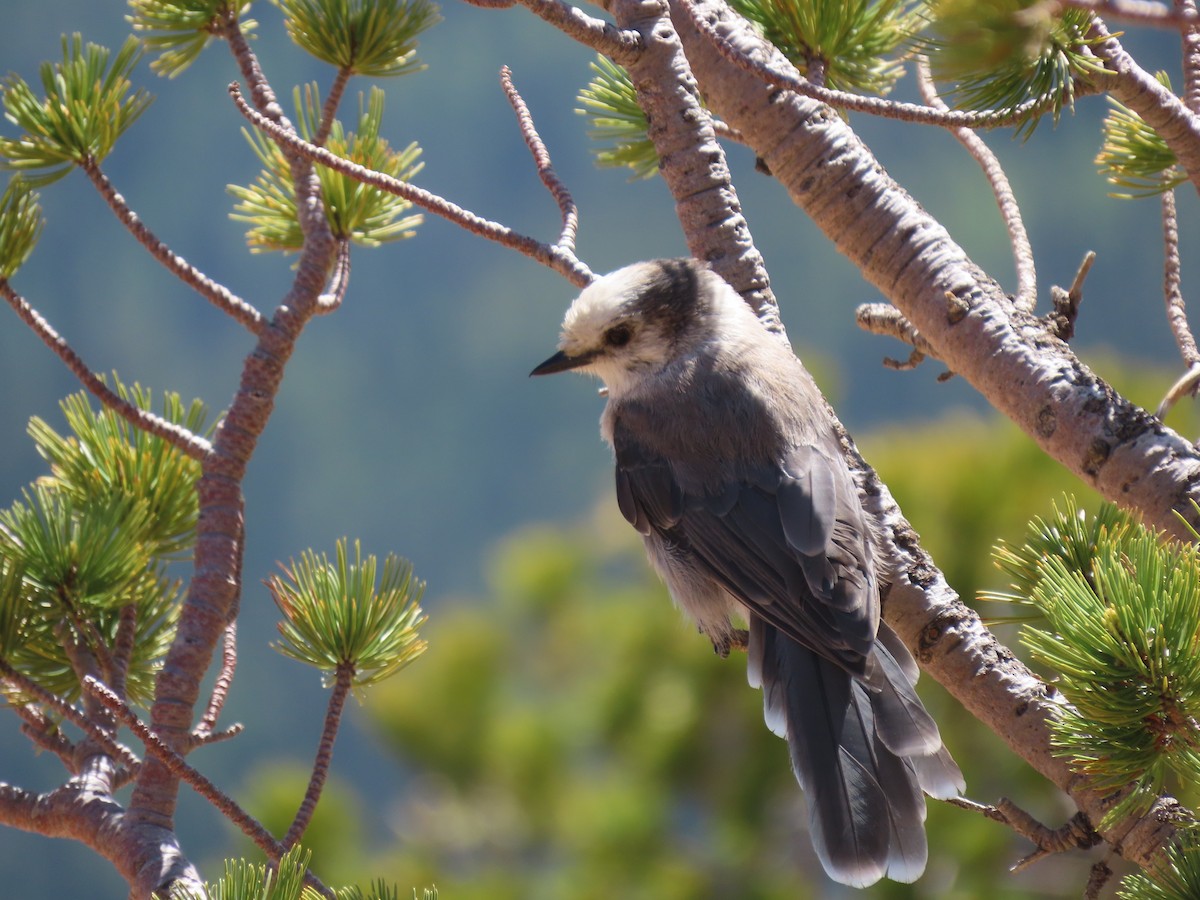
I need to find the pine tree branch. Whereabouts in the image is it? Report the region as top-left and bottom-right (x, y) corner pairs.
(109, 604), (139, 705)
(1063, 0), (1198, 26)
(1163, 189), (1197, 366)
(501, 66), (582, 258)
(1181, 0), (1200, 114)
(85, 679), (296, 866)
(79, 158), (265, 335)
(195, 621), (238, 741)
(315, 67), (352, 149)
(915, 57), (1037, 312)
(228, 82), (595, 286)
(316, 239), (351, 315)
(675, 0), (1073, 129)
(610, 0), (779, 333)
(0, 282), (212, 461)
(0, 661), (141, 774)
(129, 66), (338, 897)
(282, 665), (353, 849)
(854, 302), (944, 373)
(217, 6), (288, 125)
(468, 0), (643, 62)
(14, 703), (78, 770)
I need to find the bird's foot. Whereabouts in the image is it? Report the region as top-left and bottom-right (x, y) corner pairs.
(712, 629), (750, 658)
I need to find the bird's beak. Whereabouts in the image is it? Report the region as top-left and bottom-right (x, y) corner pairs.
(530, 349), (597, 377)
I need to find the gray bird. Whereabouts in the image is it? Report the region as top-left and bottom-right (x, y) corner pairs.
(531, 258), (963, 887)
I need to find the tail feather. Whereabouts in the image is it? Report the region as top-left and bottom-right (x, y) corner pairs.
(748, 616), (960, 887)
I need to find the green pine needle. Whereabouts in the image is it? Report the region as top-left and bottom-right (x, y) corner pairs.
(275, 0), (441, 77)
(175, 845), (320, 900)
(128, 0), (257, 79)
(1096, 71), (1185, 199)
(1119, 827), (1200, 899)
(0, 557), (28, 663)
(0, 34), (152, 186)
(0, 179), (44, 280)
(576, 57), (659, 181)
(268, 538), (428, 688)
(0, 376), (201, 706)
(924, 1), (1105, 137)
(27, 377), (209, 560)
(163, 847), (434, 900)
(727, 0), (923, 95)
(229, 83), (423, 251)
(994, 499), (1200, 829)
(0, 485), (179, 707)
(986, 495), (1131, 602)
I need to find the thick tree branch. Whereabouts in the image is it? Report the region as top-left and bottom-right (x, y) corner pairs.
(610, 0), (778, 332)
(677, 0), (1074, 130)
(128, 40), (339, 900)
(1063, 0), (1198, 26)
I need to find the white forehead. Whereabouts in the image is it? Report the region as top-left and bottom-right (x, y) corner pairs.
(561, 261), (660, 340)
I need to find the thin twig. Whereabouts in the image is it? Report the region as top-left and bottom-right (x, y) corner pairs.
(855, 302), (941, 370)
(1158, 364), (1200, 418)
(229, 83), (595, 287)
(500, 66), (581, 256)
(15, 704), (77, 770)
(83, 680), (290, 866)
(315, 68), (352, 148)
(1042, 251), (1095, 342)
(710, 118), (745, 144)
(80, 159), (265, 335)
(217, 9), (287, 125)
(0, 661), (141, 774)
(196, 621), (238, 739)
(1061, 0), (1199, 25)
(283, 666), (353, 849)
(316, 240), (351, 315)
(1163, 189), (1199, 366)
(473, 0), (643, 63)
(0, 281), (211, 461)
(947, 796), (1102, 871)
(191, 723), (244, 748)
(916, 58), (1037, 310)
(677, 0), (1074, 130)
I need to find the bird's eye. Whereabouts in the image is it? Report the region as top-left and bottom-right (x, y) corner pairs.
(605, 324), (633, 348)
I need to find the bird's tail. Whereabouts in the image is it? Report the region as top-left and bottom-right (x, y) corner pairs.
(747, 617), (963, 888)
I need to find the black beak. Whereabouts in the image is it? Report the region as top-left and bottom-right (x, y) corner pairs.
(530, 349), (597, 377)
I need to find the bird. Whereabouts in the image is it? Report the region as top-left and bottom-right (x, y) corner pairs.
(530, 258), (963, 887)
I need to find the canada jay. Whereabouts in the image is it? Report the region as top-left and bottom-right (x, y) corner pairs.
(531, 258), (963, 887)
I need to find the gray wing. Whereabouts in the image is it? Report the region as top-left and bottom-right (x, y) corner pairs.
(612, 415), (879, 675)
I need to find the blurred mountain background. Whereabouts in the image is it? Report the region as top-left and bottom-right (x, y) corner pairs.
(1, 2), (1197, 897)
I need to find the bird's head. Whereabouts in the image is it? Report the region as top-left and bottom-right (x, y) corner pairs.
(530, 258), (732, 397)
